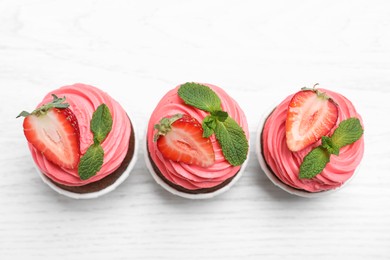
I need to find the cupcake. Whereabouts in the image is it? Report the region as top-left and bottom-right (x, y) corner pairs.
(145, 82), (249, 199)
(257, 86), (364, 197)
(17, 83), (137, 199)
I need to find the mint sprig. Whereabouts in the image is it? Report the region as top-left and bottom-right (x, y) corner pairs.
(299, 118), (363, 179)
(178, 82), (248, 166)
(78, 104), (113, 180)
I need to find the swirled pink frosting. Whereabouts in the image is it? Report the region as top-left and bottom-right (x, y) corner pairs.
(262, 89), (364, 192)
(147, 83), (249, 190)
(29, 83), (131, 186)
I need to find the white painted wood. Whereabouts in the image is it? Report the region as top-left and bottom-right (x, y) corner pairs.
(1, 0), (389, 259)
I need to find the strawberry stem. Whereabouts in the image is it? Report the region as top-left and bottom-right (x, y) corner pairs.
(16, 111), (30, 118)
(153, 114), (183, 142)
(16, 94), (69, 118)
(301, 84), (331, 100)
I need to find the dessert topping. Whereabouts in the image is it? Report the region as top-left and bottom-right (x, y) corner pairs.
(78, 104), (113, 180)
(154, 114), (215, 168)
(286, 86), (339, 152)
(299, 118), (363, 179)
(178, 82), (248, 166)
(17, 95), (81, 169)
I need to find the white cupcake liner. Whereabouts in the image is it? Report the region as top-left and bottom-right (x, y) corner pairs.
(33, 122), (139, 199)
(143, 129), (249, 199)
(255, 105), (360, 198)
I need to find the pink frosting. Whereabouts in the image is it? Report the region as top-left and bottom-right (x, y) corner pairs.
(147, 83), (249, 190)
(29, 83), (131, 186)
(262, 89), (364, 192)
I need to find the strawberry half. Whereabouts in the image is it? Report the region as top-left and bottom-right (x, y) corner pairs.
(17, 95), (80, 169)
(286, 87), (339, 152)
(154, 114), (215, 168)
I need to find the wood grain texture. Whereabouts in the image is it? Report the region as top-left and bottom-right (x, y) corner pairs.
(1, 0), (389, 259)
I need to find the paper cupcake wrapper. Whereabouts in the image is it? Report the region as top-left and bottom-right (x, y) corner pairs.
(33, 122), (139, 199)
(255, 105), (360, 198)
(143, 129), (249, 199)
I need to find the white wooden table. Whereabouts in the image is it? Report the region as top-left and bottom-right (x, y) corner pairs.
(1, 1), (389, 259)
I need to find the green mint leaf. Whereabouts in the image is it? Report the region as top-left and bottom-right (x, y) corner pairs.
(211, 110), (228, 122)
(331, 117), (363, 148)
(299, 147), (330, 179)
(202, 115), (216, 138)
(203, 115), (217, 129)
(91, 104), (113, 143)
(214, 117), (248, 166)
(78, 143), (104, 180)
(178, 82), (222, 112)
(321, 136), (340, 156)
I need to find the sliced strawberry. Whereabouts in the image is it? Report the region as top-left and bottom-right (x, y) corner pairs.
(286, 87), (339, 152)
(154, 114), (215, 168)
(18, 95), (80, 169)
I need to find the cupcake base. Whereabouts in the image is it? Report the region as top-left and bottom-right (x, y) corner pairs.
(144, 134), (249, 199)
(35, 121), (138, 199)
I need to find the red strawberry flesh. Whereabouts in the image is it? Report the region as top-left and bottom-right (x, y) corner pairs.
(155, 114), (215, 168)
(23, 107), (80, 169)
(286, 89), (339, 152)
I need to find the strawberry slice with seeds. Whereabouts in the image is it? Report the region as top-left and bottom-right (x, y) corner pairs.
(17, 95), (80, 169)
(286, 87), (339, 152)
(154, 114), (215, 168)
